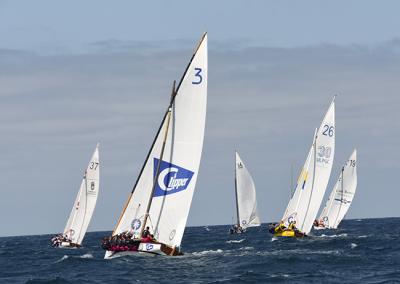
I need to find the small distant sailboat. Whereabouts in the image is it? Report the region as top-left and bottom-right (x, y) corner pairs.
(271, 97), (335, 237)
(230, 152), (261, 234)
(51, 144), (100, 248)
(102, 33), (207, 258)
(314, 149), (358, 229)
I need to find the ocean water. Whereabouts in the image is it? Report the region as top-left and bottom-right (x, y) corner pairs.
(1, 218), (399, 283)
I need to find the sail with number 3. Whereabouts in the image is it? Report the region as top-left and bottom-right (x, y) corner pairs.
(281, 97), (335, 235)
(104, 33), (207, 258)
(316, 150), (358, 229)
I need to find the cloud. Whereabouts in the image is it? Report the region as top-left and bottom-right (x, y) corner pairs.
(0, 39), (399, 236)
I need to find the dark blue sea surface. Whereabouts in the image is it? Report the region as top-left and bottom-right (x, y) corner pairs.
(1, 218), (399, 283)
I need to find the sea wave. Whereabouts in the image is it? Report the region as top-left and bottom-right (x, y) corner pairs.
(192, 249), (224, 256)
(226, 239), (244, 244)
(319, 233), (348, 238)
(55, 255), (69, 263)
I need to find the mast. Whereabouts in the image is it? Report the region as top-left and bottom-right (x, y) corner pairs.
(76, 172), (88, 243)
(294, 128), (317, 218)
(234, 152), (240, 226)
(290, 163), (294, 198)
(140, 81), (177, 237)
(300, 130), (318, 232)
(333, 166), (345, 228)
(66, 175), (84, 239)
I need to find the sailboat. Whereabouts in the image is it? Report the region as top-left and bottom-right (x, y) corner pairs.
(314, 149), (357, 229)
(102, 33), (207, 258)
(273, 97), (335, 237)
(230, 152), (261, 234)
(51, 144), (100, 248)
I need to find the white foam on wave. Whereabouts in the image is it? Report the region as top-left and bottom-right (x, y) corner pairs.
(357, 235), (368, 238)
(258, 248), (340, 256)
(270, 273), (290, 278)
(192, 249), (223, 256)
(226, 239), (244, 244)
(351, 243), (358, 249)
(204, 226), (210, 231)
(271, 237), (278, 242)
(319, 233), (347, 238)
(239, 246), (254, 251)
(80, 253), (94, 259)
(55, 255), (69, 263)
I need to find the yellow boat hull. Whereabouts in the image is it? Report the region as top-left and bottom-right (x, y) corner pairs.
(273, 230), (306, 238)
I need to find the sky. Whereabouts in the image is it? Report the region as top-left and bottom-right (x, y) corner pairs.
(1, 0), (400, 237)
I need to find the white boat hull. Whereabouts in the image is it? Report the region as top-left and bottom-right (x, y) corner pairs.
(104, 243), (166, 259)
(313, 226), (327, 230)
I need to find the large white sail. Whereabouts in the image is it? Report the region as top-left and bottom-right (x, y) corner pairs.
(112, 34), (207, 249)
(63, 144), (100, 245)
(235, 152), (261, 229)
(318, 149), (357, 228)
(282, 98), (335, 234)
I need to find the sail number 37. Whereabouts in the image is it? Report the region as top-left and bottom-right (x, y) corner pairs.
(192, 68), (203, 85)
(90, 162), (99, 170)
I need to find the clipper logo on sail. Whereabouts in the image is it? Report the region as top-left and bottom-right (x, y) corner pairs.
(153, 158), (194, 197)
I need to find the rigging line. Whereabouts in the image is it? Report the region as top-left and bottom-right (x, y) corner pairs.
(301, 131), (318, 232)
(333, 167), (345, 228)
(234, 153), (240, 226)
(140, 81), (176, 238)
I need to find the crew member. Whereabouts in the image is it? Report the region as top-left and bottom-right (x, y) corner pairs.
(142, 226), (150, 238)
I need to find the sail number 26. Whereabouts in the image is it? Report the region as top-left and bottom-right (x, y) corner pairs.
(192, 68), (203, 85)
(322, 125), (334, 137)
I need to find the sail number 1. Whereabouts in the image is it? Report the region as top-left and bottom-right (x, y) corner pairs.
(192, 68), (203, 85)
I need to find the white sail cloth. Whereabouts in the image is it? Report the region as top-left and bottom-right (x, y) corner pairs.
(113, 34), (208, 249)
(282, 98), (335, 234)
(318, 150), (357, 228)
(235, 152), (261, 229)
(63, 144), (100, 245)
